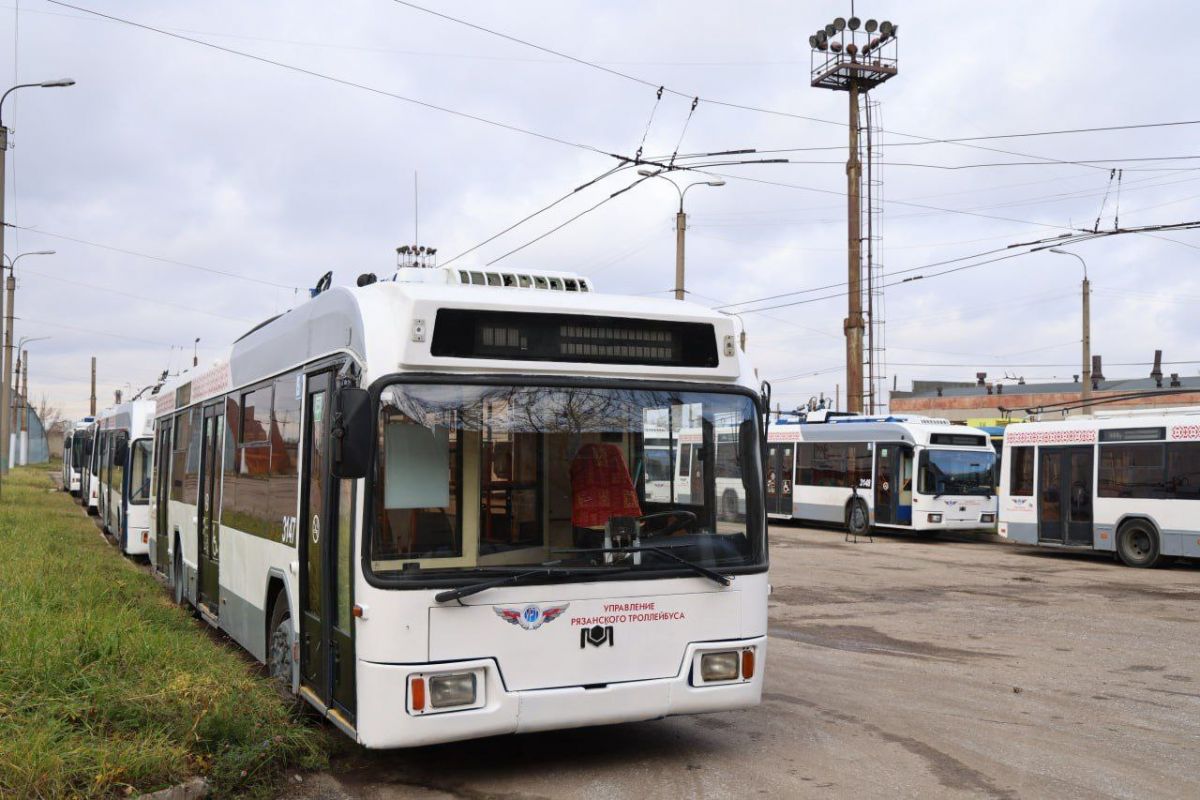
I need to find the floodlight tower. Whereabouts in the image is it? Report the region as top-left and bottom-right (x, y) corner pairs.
(809, 15), (898, 414)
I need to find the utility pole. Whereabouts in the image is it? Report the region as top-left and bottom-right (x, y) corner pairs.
(1082, 273), (1091, 411)
(19, 349), (27, 465)
(809, 14), (898, 415)
(1050, 249), (1091, 414)
(675, 208), (686, 301)
(10, 347), (19, 468)
(0, 78), (75, 474)
(637, 169), (724, 301)
(0, 127), (6, 474)
(89, 357), (97, 416)
(2, 264), (12, 471)
(845, 80), (864, 413)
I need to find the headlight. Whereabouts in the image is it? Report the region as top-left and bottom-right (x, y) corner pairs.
(429, 672), (477, 708)
(981, 513), (996, 523)
(409, 668), (485, 715)
(927, 513), (943, 523)
(700, 651), (740, 682)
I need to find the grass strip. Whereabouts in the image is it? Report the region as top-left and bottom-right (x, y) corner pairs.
(0, 465), (330, 798)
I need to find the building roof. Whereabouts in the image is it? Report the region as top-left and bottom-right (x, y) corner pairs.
(892, 375), (1200, 399)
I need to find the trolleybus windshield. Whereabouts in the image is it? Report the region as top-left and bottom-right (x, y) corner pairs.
(918, 448), (997, 497)
(368, 383), (764, 581)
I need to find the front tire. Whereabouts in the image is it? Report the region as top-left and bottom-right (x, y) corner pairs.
(267, 597), (294, 688)
(1117, 520), (1161, 568)
(847, 498), (870, 537)
(722, 489), (739, 520)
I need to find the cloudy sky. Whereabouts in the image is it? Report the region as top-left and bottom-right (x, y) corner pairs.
(3, 0), (1199, 420)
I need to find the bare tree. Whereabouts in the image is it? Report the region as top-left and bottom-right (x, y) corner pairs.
(37, 394), (65, 435)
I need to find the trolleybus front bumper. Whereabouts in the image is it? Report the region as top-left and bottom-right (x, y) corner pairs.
(354, 635), (766, 749)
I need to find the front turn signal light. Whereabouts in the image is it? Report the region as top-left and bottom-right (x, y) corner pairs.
(410, 677), (426, 712)
(741, 649), (755, 679)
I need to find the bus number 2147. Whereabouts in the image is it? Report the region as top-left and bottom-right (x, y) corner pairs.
(281, 515), (299, 546)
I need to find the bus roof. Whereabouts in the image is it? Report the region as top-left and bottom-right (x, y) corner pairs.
(155, 267), (754, 417)
(95, 400), (156, 438)
(1003, 410), (1200, 446)
(768, 417), (992, 447)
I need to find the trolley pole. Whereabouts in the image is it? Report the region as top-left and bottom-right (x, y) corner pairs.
(844, 80), (864, 414)
(89, 357), (96, 416)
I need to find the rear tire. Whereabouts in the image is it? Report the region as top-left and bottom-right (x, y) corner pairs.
(267, 597), (294, 688)
(1117, 520), (1161, 568)
(172, 543), (187, 605)
(847, 498), (870, 537)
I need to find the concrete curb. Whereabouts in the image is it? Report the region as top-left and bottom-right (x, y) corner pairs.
(136, 777), (208, 800)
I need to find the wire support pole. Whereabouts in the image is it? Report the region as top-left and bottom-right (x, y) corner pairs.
(845, 79), (865, 414)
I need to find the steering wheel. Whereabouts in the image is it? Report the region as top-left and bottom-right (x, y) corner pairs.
(638, 510), (697, 539)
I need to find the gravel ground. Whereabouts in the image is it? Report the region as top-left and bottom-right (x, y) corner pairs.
(282, 524), (1200, 799)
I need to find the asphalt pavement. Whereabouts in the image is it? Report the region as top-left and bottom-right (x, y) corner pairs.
(283, 524), (1200, 799)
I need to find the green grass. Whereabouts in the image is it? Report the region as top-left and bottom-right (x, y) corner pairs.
(0, 466), (331, 798)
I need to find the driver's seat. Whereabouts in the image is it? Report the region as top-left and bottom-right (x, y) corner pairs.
(569, 443), (642, 547)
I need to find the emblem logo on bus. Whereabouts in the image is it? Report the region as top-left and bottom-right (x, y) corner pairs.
(494, 603), (569, 631)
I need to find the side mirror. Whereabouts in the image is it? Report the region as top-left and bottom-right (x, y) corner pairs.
(332, 387), (372, 479)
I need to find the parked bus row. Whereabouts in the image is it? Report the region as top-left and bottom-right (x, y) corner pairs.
(57, 262), (1199, 748)
(61, 263), (772, 748)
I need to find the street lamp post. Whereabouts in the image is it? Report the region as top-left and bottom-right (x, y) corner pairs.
(1, 250), (54, 473)
(637, 169), (725, 300)
(13, 334), (48, 466)
(1050, 248), (1091, 414)
(0, 77), (73, 474)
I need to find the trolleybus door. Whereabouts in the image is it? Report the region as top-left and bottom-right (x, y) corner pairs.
(1037, 446), (1093, 545)
(196, 403), (224, 615)
(765, 443), (794, 516)
(153, 420), (173, 574)
(874, 443), (912, 525)
(299, 371), (356, 719)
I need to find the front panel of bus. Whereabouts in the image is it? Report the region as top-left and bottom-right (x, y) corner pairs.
(909, 438), (997, 530)
(352, 379), (768, 748)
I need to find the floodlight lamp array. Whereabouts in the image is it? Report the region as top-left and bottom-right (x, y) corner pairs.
(808, 15), (897, 54)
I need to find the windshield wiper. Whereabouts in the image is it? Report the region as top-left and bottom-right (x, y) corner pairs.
(553, 545), (731, 588)
(435, 569), (554, 604)
(434, 566), (633, 604)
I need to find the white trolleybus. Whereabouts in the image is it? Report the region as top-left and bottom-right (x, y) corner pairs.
(61, 416), (95, 496)
(999, 410), (1200, 567)
(149, 265), (769, 748)
(95, 401), (156, 556)
(81, 418), (101, 515)
(765, 412), (998, 536)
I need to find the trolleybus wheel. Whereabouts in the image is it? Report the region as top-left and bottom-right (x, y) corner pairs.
(847, 498), (870, 537)
(172, 544), (186, 606)
(722, 489), (739, 520)
(267, 598), (293, 686)
(1117, 520), (1161, 568)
